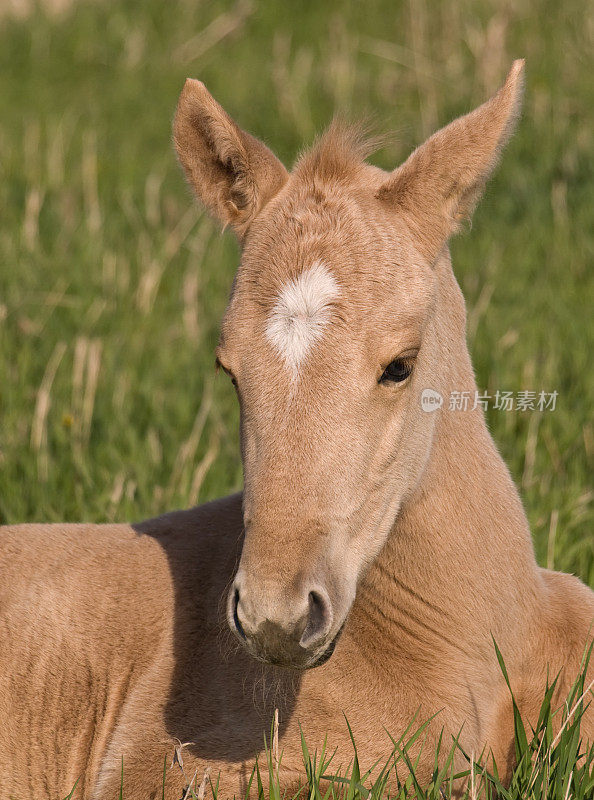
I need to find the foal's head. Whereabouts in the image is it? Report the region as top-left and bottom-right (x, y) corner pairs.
(174, 61), (524, 669)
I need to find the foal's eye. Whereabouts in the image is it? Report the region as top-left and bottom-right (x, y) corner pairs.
(379, 357), (414, 384)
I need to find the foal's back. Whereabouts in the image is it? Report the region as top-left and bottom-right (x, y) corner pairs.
(0, 496), (243, 798)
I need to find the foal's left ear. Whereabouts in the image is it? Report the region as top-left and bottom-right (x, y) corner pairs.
(174, 79), (288, 239)
(377, 60), (525, 261)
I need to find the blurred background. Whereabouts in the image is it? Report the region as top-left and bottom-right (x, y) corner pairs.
(0, 0), (592, 585)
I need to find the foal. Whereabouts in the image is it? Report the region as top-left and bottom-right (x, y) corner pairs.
(0, 60), (592, 799)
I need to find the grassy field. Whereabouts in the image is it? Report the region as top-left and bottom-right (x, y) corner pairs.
(0, 0), (593, 796)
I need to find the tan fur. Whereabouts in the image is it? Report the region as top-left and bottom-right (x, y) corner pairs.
(1, 61), (592, 799)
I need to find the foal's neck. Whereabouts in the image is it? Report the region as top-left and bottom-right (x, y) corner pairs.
(353, 260), (543, 665)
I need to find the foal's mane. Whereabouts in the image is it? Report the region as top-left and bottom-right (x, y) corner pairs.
(293, 118), (387, 184)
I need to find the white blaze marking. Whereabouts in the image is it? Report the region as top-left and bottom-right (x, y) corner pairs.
(265, 261), (340, 377)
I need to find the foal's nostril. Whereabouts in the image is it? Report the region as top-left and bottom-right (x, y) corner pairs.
(232, 587), (246, 640)
(229, 578), (334, 661)
(300, 589), (333, 649)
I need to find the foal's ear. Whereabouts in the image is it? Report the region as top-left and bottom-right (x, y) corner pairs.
(174, 80), (288, 239)
(377, 60), (525, 261)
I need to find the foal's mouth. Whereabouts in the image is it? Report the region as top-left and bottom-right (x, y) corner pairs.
(305, 621), (345, 669)
(227, 581), (345, 670)
(244, 621), (346, 671)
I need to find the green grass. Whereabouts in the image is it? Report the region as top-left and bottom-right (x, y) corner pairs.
(1, 1), (593, 796)
(267, 648), (594, 800)
(264, 649), (594, 800)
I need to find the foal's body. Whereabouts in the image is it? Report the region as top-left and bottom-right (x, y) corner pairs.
(1, 61), (593, 798)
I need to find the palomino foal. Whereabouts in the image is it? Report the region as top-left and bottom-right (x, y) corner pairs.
(1, 61), (593, 799)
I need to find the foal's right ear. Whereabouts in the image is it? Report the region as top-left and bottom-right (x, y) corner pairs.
(173, 80), (288, 239)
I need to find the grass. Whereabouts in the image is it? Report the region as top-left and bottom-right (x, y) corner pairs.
(1, 0), (593, 797)
(271, 652), (594, 800)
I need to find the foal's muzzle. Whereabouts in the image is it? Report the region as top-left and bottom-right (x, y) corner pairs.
(227, 577), (336, 669)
